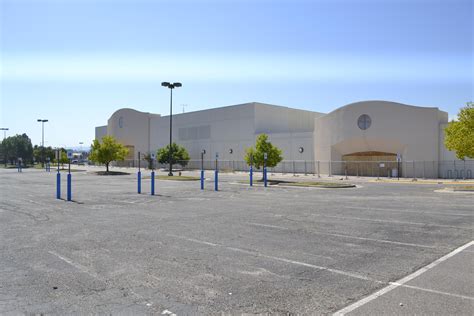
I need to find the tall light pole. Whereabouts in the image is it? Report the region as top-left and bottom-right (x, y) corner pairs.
(79, 142), (84, 161)
(0, 128), (8, 167)
(37, 119), (48, 167)
(0, 127), (8, 140)
(161, 82), (182, 176)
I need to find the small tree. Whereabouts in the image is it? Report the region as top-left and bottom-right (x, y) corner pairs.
(444, 102), (474, 159)
(34, 145), (55, 164)
(143, 153), (154, 169)
(157, 143), (190, 167)
(89, 136), (129, 173)
(244, 134), (283, 171)
(58, 149), (69, 167)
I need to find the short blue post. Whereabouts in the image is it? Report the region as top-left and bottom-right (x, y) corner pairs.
(264, 167), (267, 187)
(67, 173), (72, 201)
(201, 170), (204, 190)
(56, 172), (61, 199)
(263, 153), (268, 187)
(137, 171), (141, 194)
(151, 171), (155, 195)
(250, 166), (253, 186)
(214, 153), (219, 191)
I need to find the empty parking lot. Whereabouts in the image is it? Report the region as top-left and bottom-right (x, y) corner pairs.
(0, 168), (472, 315)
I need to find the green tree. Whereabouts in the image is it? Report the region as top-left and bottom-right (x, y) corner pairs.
(157, 143), (190, 167)
(244, 134), (283, 170)
(444, 102), (474, 159)
(89, 135), (129, 173)
(33, 145), (55, 164)
(54, 149), (70, 167)
(1, 134), (33, 164)
(143, 153), (155, 169)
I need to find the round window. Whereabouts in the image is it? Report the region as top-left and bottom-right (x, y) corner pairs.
(357, 114), (371, 130)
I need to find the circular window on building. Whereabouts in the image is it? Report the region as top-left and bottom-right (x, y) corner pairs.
(357, 114), (371, 130)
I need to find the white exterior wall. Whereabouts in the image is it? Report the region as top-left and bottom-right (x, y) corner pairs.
(95, 126), (107, 140)
(314, 101), (448, 178)
(106, 108), (160, 158)
(152, 103), (256, 161)
(95, 100), (466, 178)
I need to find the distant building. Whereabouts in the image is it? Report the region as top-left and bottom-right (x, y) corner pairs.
(96, 101), (468, 178)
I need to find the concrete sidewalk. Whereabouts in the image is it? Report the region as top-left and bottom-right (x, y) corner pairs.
(336, 241), (474, 315)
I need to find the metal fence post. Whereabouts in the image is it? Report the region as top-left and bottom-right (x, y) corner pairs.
(463, 159), (466, 180)
(304, 160), (307, 175)
(293, 161), (296, 176)
(329, 161), (332, 177)
(423, 160), (426, 179)
(412, 160), (416, 180)
(454, 160), (457, 181)
(317, 161), (320, 178)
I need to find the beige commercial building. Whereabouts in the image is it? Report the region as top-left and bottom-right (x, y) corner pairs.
(96, 101), (470, 178)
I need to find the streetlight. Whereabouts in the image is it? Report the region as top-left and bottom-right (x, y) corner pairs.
(37, 119), (48, 167)
(0, 127), (8, 140)
(161, 81), (182, 176)
(0, 128), (8, 167)
(79, 142), (84, 161)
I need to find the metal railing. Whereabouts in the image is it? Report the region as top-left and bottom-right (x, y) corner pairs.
(106, 159), (474, 179)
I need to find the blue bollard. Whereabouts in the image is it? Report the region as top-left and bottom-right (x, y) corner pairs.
(151, 171), (155, 195)
(56, 172), (61, 199)
(264, 167), (267, 187)
(137, 171), (141, 194)
(250, 166), (253, 186)
(214, 170), (218, 191)
(67, 173), (72, 201)
(201, 170), (204, 190)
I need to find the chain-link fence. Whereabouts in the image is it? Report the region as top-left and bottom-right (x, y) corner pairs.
(105, 159), (474, 179)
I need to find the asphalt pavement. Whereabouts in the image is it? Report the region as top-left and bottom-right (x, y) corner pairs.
(0, 167), (472, 315)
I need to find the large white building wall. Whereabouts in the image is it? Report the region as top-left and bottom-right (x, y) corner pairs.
(314, 101), (447, 177)
(149, 102), (321, 161)
(151, 103), (256, 161)
(107, 108), (160, 159)
(95, 125), (107, 140)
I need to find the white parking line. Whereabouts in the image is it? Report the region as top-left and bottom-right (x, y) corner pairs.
(333, 240), (474, 315)
(248, 222), (438, 249)
(344, 205), (473, 217)
(313, 214), (472, 230)
(166, 234), (382, 283)
(48, 250), (100, 279)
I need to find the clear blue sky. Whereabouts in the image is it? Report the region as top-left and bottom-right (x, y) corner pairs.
(1, 0), (472, 147)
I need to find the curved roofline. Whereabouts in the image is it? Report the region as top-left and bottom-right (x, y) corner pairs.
(109, 108), (159, 119)
(327, 100), (439, 115)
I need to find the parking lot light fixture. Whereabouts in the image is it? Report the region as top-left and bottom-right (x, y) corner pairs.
(161, 81), (182, 176)
(37, 119), (49, 167)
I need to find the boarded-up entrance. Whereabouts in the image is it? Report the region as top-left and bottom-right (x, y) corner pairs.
(342, 151), (398, 177)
